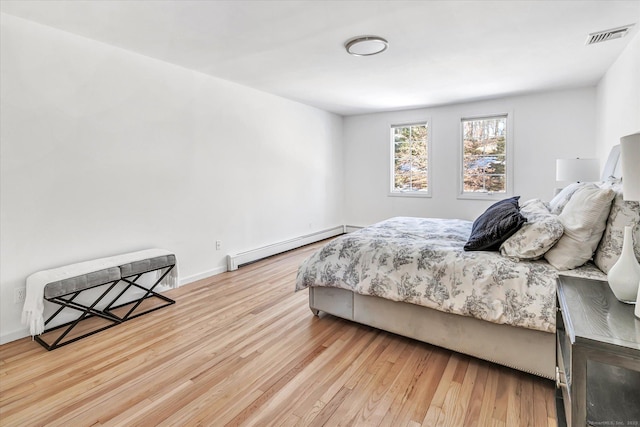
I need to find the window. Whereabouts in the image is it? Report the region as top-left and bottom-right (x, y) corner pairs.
(390, 122), (430, 196)
(460, 114), (510, 197)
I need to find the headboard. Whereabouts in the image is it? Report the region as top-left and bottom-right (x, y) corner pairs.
(601, 144), (622, 180)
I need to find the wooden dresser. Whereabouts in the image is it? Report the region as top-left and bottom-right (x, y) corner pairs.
(556, 276), (640, 426)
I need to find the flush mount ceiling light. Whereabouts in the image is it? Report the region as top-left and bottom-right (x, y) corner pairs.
(345, 36), (388, 56)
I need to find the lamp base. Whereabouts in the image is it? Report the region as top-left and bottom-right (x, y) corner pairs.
(636, 279), (640, 319)
(607, 226), (640, 304)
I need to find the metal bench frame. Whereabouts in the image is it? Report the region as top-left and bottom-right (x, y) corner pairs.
(35, 264), (176, 351)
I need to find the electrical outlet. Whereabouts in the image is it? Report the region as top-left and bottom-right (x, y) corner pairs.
(14, 287), (26, 304)
(216, 240), (222, 250)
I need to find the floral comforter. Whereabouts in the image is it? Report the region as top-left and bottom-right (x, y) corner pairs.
(296, 217), (558, 333)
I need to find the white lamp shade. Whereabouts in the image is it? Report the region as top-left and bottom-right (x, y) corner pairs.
(556, 158), (600, 182)
(621, 132), (640, 202)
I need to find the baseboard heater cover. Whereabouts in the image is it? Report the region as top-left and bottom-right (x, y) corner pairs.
(227, 225), (345, 271)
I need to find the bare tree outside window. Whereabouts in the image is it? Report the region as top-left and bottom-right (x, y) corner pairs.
(391, 123), (429, 195)
(462, 116), (507, 194)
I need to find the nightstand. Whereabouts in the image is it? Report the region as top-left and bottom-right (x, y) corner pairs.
(556, 276), (640, 427)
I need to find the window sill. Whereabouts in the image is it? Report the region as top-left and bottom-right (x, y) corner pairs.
(388, 191), (432, 198)
(457, 192), (510, 201)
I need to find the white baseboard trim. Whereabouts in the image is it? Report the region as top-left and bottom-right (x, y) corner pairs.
(1, 226), (350, 344)
(227, 225), (345, 271)
(1, 327), (31, 345)
(179, 266), (227, 286)
(0, 268), (228, 345)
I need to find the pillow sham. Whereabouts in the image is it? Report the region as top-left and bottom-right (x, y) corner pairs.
(548, 182), (590, 215)
(544, 185), (615, 270)
(464, 196), (526, 251)
(594, 179), (640, 273)
(500, 199), (564, 261)
(598, 176), (622, 189)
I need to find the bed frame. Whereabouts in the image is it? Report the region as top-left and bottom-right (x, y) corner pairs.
(307, 146), (623, 380)
(309, 287), (556, 379)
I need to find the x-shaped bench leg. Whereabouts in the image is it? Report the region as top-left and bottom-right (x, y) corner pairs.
(35, 280), (122, 350)
(104, 265), (175, 321)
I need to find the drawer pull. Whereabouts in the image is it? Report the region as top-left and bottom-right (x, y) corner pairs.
(555, 366), (567, 389)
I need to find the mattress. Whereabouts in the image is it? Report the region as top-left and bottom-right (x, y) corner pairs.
(296, 216), (559, 333)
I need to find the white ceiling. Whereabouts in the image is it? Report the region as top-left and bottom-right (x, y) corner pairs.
(2, 1), (639, 116)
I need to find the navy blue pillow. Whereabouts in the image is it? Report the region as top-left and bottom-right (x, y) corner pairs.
(464, 196), (526, 251)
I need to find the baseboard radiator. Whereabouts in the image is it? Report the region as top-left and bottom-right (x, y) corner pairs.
(227, 225), (347, 271)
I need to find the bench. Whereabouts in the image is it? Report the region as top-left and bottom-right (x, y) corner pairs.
(23, 249), (177, 350)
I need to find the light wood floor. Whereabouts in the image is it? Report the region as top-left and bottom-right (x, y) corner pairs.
(0, 240), (558, 426)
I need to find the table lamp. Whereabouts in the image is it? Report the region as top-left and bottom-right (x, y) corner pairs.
(554, 158), (600, 195)
(556, 158), (600, 182)
(608, 132), (640, 317)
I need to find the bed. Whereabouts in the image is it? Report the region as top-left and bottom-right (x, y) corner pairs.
(296, 146), (632, 380)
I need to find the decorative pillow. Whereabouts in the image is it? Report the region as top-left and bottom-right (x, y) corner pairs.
(520, 198), (550, 210)
(500, 199), (564, 261)
(598, 176), (622, 189)
(549, 182), (591, 215)
(594, 179), (640, 273)
(544, 185), (615, 270)
(464, 196), (526, 251)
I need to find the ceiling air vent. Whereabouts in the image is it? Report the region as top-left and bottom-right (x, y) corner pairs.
(586, 24), (635, 45)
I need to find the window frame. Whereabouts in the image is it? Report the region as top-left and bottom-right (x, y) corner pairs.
(388, 120), (432, 198)
(457, 112), (513, 200)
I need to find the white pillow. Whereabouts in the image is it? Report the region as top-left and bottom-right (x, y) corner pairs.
(544, 185), (615, 270)
(500, 199), (564, 261)
(548, 182), (590, 215)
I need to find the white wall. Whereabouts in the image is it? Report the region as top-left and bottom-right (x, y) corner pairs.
(343, 88), (597, 226)
(595, 31), (640, 161)
(0, 13), (344, 343)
